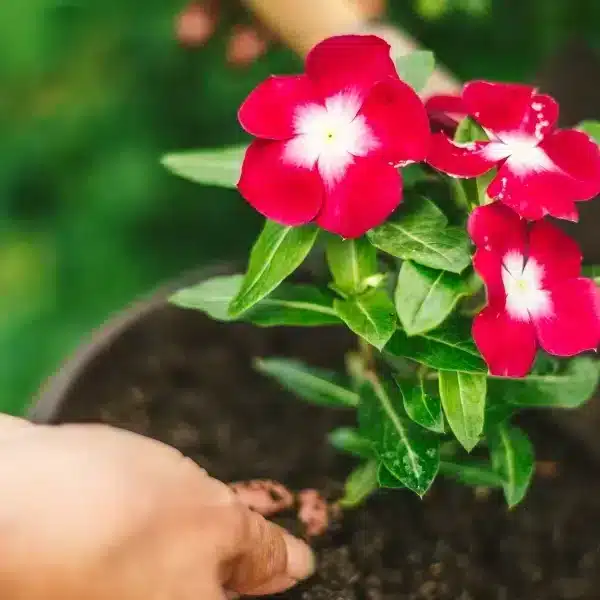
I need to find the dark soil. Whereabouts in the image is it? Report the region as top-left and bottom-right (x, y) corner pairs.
(52, 305), (600, 600)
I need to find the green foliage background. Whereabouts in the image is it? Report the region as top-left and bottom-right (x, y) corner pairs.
(2, 0), (600, 414)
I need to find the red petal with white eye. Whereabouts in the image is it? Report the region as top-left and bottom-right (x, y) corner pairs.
(467, 202), (527, 256)
(463, 81), (536, 140)
(534, 278), (600, 356)
(540, 129), (600, 201)
(472, 304), (538, 377)
(519, 93), (559, 142)
(305, 35), (398, 103)
(238, 75), (319, 139)
(527, 220), (582, 286)
(360, 78), (430, 165)
(489, 161), (580, 221)
(427, 133), (496, 178)
(316, 155), (401, 238)
(238, 139), (323, 225)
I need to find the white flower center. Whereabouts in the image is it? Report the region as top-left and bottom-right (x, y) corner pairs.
(502, 251), (552, 321)
(483, 135), (556, 176)
(283, 92), (379, 188)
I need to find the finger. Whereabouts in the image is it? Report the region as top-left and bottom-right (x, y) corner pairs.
(219, 507), (315, 595)
(0, 415), (35, 440)
(226, 25), (268, 67)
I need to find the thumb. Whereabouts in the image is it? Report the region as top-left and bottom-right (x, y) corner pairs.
(218, 506), (315, 596)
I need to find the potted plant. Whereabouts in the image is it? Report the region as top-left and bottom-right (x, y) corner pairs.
(32, 35), (600, 598)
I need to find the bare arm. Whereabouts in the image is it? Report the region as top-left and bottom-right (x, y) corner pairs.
(241, 0), (460, 95)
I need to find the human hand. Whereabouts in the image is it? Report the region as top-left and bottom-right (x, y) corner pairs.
(175, 0), (387, 66)
(0, 416), (315, 599)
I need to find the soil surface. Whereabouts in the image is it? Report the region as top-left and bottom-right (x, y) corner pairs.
(52, 305), (600, 599)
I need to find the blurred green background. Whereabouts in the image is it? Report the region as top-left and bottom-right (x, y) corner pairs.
(2, 0), (600, 414)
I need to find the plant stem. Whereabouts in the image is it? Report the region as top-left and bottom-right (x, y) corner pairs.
(358, 336), (376, 373)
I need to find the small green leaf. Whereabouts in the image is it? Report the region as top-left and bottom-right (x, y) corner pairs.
(359, 374), (440, 496)
(170, 275), (243, 321)
(171, 275), (339, 326)
(396, 378), (444, 433)
(487, 424), (534, 508)
(255, 358), (359, 408)
(334, 288), (396, 350)
(385, 318), (487, 373)
(582, 265), (600, 285)
(439, 459), (504, 487)
(488, 356), (599, 409)
(438, 370), (487, 451)
(339, 460), (379, 508)
(394, 50), (435, 92)
(229, 221), (319, 317)
(161, 145), (247, 188)
(368, 195), (471, 274)
(577, 120), (600, 144)
(325, 236), (378, 296)
(328, 428), (375, 459)
(454, 117), (488, 144)
(377, 463), (406, 488)
(395, 261), (470, 336)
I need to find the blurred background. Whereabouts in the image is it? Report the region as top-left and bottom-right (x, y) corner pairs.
(2, 0), (600, 415)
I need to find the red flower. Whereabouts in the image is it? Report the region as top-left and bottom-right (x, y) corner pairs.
(237, 35), (430, 238)
(428, 81), (600, 221)
(469, 202), (600, 377)
(424, 93), (466, 135)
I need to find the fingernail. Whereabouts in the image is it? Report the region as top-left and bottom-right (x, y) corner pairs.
(282, 532), (316, 580)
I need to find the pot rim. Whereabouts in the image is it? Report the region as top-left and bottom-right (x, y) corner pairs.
(29, 263), (231, 424)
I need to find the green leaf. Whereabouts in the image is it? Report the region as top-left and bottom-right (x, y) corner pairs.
(254, 358), (359, 408)
(161, 145), (247, 188)
(359, 374), (440, 496)
(170, 275), (243, 321)
(368, 195), (471, 274)
(438, 370), (487, 451)
(488, 356), (599, 409)
(385, 318), (487, 373)
(338, 460), (379, 508)
(328, 428), (375, 459)
(577, 120), (600, 144)
(394, 50), (435, 92)
(325, 236), (378, 296)
(334, 288), (396, 350)
(170, 275), (340, 326)
(377, 463), (406, 488)
(439, 459), (504, 487)
(582, 265), (600, 285)
(396, 378), (444, 433)
(454, 117), (488, 144)
(395, 261), (470, 336)
(487, 424), (534, 508)
(229, 221), (319, 318)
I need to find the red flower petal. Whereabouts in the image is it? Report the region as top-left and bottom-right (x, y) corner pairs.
(473, 304), (537, 377)
(519, 93), (558, 141)
(316, 156), (401, 238)
(528, 220), (582, 286)
(472, 249), (504, 303)
(305, 35), (397, 102)
(359, 78), (430, 165)
(427, 133), (496, 178)
(488, 163), (580, 221)
(425, 93), (467, 117)
(540, 129), (600, 201)
(463, 81), (536, 140)
(467, 202), (527, 255)
(534, 278), (600, 356)
(238, 139), (323, 225)
(238, 75), (318, 139)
